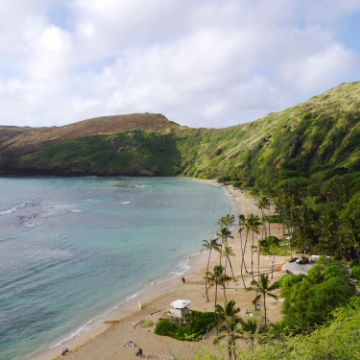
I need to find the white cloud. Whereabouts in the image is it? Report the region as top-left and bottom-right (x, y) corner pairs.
(0, 0), (359, 128)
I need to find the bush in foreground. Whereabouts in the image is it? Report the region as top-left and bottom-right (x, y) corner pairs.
(155, 311), (216, 342)
(196, 297), (360, 360)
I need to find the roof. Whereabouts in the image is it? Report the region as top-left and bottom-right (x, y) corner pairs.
(170, 300), (191, 309)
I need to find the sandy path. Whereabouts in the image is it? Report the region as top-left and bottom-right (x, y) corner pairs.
(37, 182), (289, 360)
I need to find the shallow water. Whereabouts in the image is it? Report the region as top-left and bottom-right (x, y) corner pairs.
(0, 177), (234, 360)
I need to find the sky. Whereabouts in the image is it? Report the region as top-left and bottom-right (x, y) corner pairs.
(0, 0), (359, 129)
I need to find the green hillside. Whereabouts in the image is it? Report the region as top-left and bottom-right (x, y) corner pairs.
(176, 81), (360, 188)
(2, 81), (360, 183)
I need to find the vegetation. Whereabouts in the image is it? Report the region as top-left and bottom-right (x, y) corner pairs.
(278, 257), (355, 333)
(154, 311), (216, 341)
(2, 77), (360, 359)
(196, 297), (360, 360)
(214, 301), (243, 360)
(247, 274), (279, 326)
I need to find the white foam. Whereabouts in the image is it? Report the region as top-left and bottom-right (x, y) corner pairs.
(0, 206), (19, 215)
(121, 201), (130, 205)
(72, 209), (82, 213)
(50, 318), (97, 349)
(0, 201), (31, 215)
(169, 256), (191, 278)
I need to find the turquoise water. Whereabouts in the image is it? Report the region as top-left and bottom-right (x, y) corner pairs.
(0, 177), (234, 360)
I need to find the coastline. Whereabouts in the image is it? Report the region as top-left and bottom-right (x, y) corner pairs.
(33, 179), (288, 360)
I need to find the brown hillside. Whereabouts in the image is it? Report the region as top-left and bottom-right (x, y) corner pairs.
(0, 113), (180, 158)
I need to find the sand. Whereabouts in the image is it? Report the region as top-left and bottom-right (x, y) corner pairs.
(35, 181), (290, 360)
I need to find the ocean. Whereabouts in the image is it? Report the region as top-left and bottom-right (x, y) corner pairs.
(0, 177), (234, 360)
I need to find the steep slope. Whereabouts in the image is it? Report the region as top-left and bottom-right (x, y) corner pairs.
(176, 81), (360, 188)
(0, 113), (181, 175)
(0, 81), (360, 182)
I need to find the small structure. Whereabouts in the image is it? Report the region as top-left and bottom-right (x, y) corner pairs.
(169, 299), (191, 325)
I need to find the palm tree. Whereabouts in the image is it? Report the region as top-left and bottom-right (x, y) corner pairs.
(238, 214), (247, 288)
(214, 300), (242, 360)
(248, 274), (279, 325)
(217, 227), (234, 266)
(238, 319), (259, 350)
(245, 214), (261, 280)
(202, 238), (220, 302)
(223, 245), (236, 281)
(206, 265), (231, 312)
(218, 213), (235, 229)
(257, 196), (269, 240)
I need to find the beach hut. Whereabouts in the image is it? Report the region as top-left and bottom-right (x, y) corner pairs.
(169, 299), (191, 325)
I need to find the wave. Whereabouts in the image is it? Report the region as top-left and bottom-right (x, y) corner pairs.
(47, 255), (193, 351)
(121, 201), (130, 205)
(50, 317), (98, 349)
(169, 256), (191, 278)
(0, 201), (34, 216)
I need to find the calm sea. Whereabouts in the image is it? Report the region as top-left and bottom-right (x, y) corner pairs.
(0, 177), (234, 360)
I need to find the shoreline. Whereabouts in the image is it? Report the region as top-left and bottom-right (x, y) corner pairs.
(30, 247), (210, 360)
(30, 178), (230, 360)
(33, 179), (288, 360)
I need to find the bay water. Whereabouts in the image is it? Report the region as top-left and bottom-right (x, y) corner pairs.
(0, 177), (234, 360)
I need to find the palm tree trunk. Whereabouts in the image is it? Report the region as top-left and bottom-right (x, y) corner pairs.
(262, 209), (267, 239)
(214, 282), (218, 329)
(251, 232), (255, 280)
(258, 226), (263, 280)
(243, 231), (249, 273)
(233, 346), (237, 360)
(223, 284), (227, 305)
(263, 293), (267, 326)
(224, 253), (228, 276)
(205, 250), (212, 302)
(268, 207), (272, 237)
(228, 339), (232, 360)
(239, 235), (246, 288)
(227, 255), (236, 281)
(219, 239), (223, 267)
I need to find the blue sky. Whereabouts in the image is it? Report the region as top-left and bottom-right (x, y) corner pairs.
(0, 0), (359, 128)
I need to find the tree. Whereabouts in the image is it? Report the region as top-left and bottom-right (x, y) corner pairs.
(238, 319), (259, 350)
(206, 265), (232, 318)
(245, 214), (261, 280)
(202, 238), (221, 302)
(238, 214), (247, 288)
(340, 193), (360, 264)
(262, 236), (280, 278)
(218, 213), (235, 229)
(214, 300), (242, 360)
(223, 245), (236, 280)
(279, 258), (356, 332)
(248, 274), (279, 326)
(217, 227), (233, 266)
(257, 196), (270, 280)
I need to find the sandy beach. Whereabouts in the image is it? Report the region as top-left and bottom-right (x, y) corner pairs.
(35, 181), (290, 360)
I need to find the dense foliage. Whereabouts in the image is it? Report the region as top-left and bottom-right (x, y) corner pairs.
(278, 258), (355, 333)
(154, 311), (215, 341)
(196, 296), (360, 360)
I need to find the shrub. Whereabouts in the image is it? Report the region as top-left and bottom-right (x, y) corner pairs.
(350, 259), (360, 268)
(350, 265), (360, 281)
(154, 311), (215, 342)
(279, 258), (356, 333)
(154, 320), (176, 336)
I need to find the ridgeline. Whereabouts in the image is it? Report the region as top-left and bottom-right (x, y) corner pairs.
(1, 81), (359, 185)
